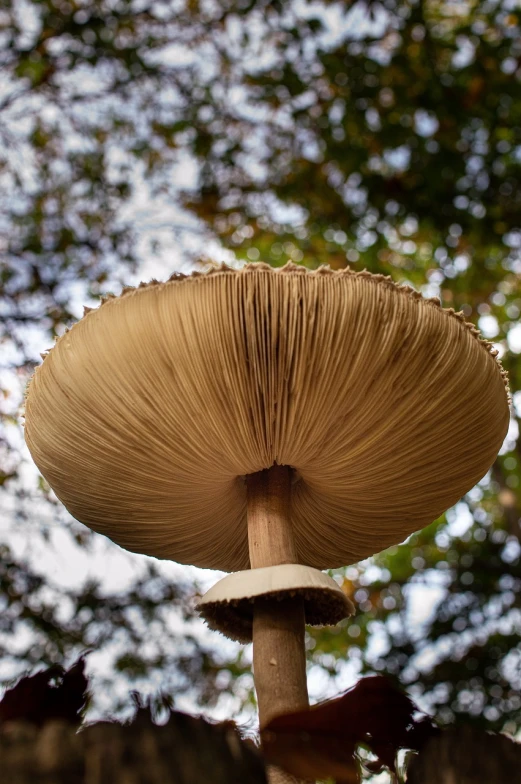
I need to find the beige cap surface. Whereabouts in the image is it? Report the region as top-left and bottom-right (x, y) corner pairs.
(198, 564), (354, 642)
(24, 263), (509, 571)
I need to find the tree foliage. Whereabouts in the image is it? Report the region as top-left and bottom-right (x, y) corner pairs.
(0, 542), (250, 713)
(1, 0), (521, 734)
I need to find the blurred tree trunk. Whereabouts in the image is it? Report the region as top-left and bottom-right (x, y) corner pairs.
(0, 713), (266, 784)
(3, 718), (521, 784)
(407, 725), (521, 784)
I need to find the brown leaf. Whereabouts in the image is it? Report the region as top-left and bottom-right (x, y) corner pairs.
(0, 659), (88, 727)
(261, 676), (438, 783)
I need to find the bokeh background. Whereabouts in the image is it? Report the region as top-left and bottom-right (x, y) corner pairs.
(1, 0), (521, 750)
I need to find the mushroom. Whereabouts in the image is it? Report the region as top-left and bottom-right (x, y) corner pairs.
(24, 262), (509, 774)
(198, 561), (354, 644)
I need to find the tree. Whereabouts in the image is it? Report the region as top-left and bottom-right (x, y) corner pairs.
(1, 0), (520, 734)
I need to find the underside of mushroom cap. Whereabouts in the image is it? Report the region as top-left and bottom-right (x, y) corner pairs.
(24, 262), (510, 571)
(198, 564), (354, 643)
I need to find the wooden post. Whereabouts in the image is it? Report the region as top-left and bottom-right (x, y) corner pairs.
(0, 713), (268, 784)
(246, 464), (309, 730)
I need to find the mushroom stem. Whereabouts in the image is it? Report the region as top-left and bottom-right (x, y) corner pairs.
(246, 465), (309, 732)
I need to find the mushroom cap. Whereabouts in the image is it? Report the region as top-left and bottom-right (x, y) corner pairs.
(24, 263), (509, 571)
(198, 565), (354, 643)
